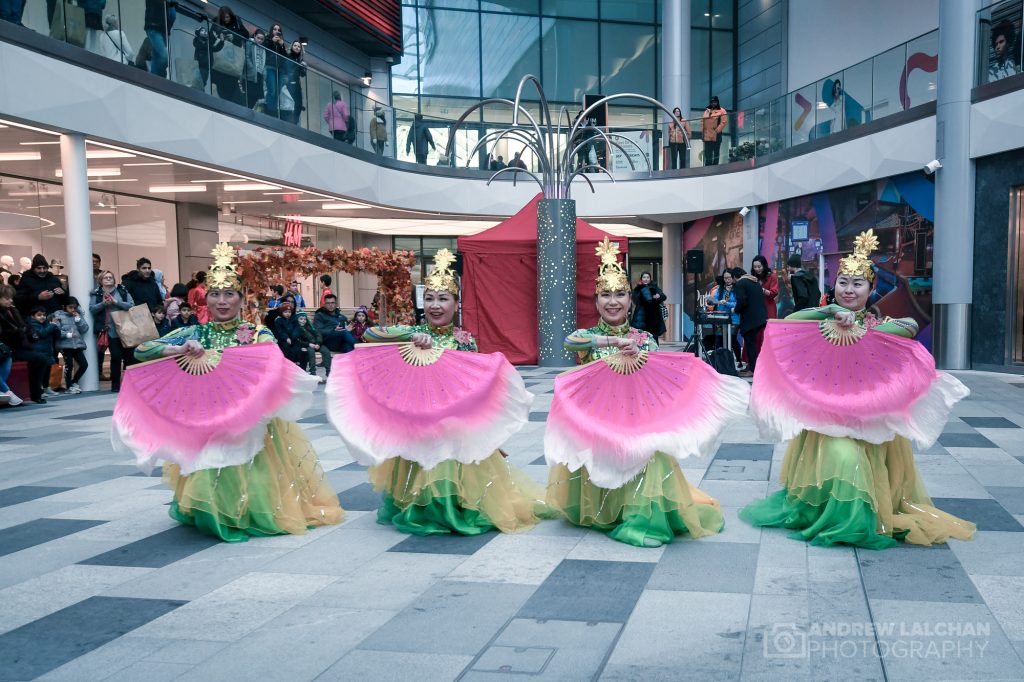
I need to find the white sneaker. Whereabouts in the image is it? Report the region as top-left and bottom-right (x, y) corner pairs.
(1, 390), (23, 406)
(68, 384), (82, 394)
(43, 387), (58, 397)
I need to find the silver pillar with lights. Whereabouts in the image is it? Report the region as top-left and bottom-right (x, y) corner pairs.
(537, 199), (577, 366)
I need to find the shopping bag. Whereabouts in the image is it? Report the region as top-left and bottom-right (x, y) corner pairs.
(51, 1), (87, 47)
(279, 84), (295, 112)
(49, 359), (65, 390)
(212, 40), (245, 78)
(110, 304), (159, 348)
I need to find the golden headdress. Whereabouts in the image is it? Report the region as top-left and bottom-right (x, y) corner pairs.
(207, 242), (243, 291)
(838, 229), (879, 281)
(595, 237), (629, 293)
(424, 248), (459, 295)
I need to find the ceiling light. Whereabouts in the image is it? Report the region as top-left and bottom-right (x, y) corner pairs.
(85, 149), (136, 159)
(816, 102), (828, 109)
(55, 167), (121, 177)
(0, 151), (43, 161)
(321, 203), (363, 210)
(90, 209), (117, 215)
(224, 183), (281, 191)
(362, 72), (372, 86)
(90, 178), (138, 182)
(150, 184), (207, 193)
(262, 191), (304, 195)
(223, 200), (273, 204)
(19, 141), (60, 146)
(123, 162), (172, 167)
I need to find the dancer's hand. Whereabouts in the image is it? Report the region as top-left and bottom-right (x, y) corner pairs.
(834, 310), (855, 328)
(609, 336), (639, 356)
(411, 333), (433, 349)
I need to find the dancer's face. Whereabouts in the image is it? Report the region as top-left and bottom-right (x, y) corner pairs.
(207, 289), (243, 322)
(424, 290), (457, 327)
(834, 275), (870, 311)
(597, 289), (630, 326)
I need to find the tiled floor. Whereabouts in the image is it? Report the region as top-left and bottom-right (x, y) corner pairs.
(1, 367), (1024, 681)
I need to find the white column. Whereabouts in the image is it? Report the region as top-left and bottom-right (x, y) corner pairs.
(661, 223), (683, 340)
(742, 206), (759, 270)
(661, 0), (691, 115)
(60, 133), (98, 392)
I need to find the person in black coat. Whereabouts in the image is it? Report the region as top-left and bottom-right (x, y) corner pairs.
(730, 266), (768, 373)
(1, 286), (51, 404)
(14, 254), (67, 317)
(121, 258), (163, 312)
(630, 271), (667, 339)
(273, 306), (307, 369)
(210, 5), (250, 107)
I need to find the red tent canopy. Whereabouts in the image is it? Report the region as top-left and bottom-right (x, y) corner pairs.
(458, 194), (629, 365)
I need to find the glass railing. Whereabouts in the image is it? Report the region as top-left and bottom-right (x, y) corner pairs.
(3, 2), (940, 176)
(977, 0), (1024, 86)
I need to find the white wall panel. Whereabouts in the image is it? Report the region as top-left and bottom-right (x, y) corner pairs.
(971, 87), (1024, 160)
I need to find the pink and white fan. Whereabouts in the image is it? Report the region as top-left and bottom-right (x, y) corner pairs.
(545, 351), (751, 488)
(325, 343), (533, 468)
(112, 343), (318, 474)
(751, 319), (969, 447)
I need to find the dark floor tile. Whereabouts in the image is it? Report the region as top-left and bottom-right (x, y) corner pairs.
(961, 417), (1021, 429)
(0, 518), (107, 558)
(54, 410), (114, 420)
(518, 559), (655, 623)
(336, 461), (368, 471)
(78, 526), (219, 568)
(338, 482), (381, 511)
(528, 412), (548, 422)
(714, 443), (775, 461)
(938, 432), (998, 448)
(931, 497), (1024, 532)
(387, 530), (497, 555)
(857, 544), (982, 603)
(530, 455), (547, 465)
(0, 436), (25, 442)
(0, 485), (74, 509)
(129, 466), (163, 478)
(1010, 384), (1024, 389)
(648, 541), (759, 593)
(0, 596), (186, 681)
(34, 464), (152, 488)
(987, 486), (1024, 515)
(298, 413), (329, 424)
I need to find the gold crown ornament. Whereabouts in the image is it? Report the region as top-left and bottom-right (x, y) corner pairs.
(838, 229), (879, 281)
(424, 248), (460, 295)
(207, 242), (243, 291)
(595, 237), (629, 293)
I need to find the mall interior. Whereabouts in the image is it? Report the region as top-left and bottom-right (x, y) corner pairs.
(2, 1), (1024, 680)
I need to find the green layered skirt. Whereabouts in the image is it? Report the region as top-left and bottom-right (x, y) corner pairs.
(740, 431), (975, 549)
(163, 418), (345, 542)
(546, 452), (725, 547)
(368, 451), (549, 536)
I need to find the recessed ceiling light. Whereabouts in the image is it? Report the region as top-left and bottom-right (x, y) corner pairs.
(123, 162), (173, 167)
(0, 151), (43, 161)
(321, 203), (363, 210)
(19, 141), (60, 146)
(55, 167), (121, 177)
(90, 209), (118, 215)
(90, 178), (138, 183)
(224, 183), (281, 191)
(262, 191), (304, 195)
(150, 184), (207, 193)
(85, 149), (136, 159)
(223, 200), (273, 204)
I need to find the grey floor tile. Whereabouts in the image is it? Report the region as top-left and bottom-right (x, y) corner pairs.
(338, 482), (382, 512)
(0, 518), (107, 558)
(335, 461), (368, 471)
(0, 485), (74, 509)
(54, 410), (114, 420)
(298, 414), (329, 424)
(962, 416), (1021, 429)
(714, 443), (775, 460)
(388, 530), (498, 555)
(357, 581), (535, 656)
(317, 650), (473, 681)
(530, 455), (547, 465)
(857, 544), (982, 603)
(987, 486), (1024, 515)
(931, 497), (1024, 532)
(648, 541), (760, 593)
(518, 559), (654, 623)
(0, 596), (185, 681)
(950, 530), (1024, 577)
(703, 459), (771, 481)
(938, 432), (999, 448)
(528, 412), (548, 422)
(33, 464), (150, 488)
(78, 526), (221, 568)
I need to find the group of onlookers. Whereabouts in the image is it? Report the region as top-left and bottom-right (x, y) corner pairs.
(667, 95), (729, 169)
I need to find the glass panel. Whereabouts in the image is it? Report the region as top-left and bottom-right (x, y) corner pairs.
(600, 23), (657, 96)
(541, 18), (599, 103)
(904, 30), (939, 108)
(871, 43), (905, 118)
(814, 73), (842, 140)
(166, 10), (212, 95)
(541, 0), (598, 18)
(601, 0), (656, 23)
(690, 0), (711, 29)
(481, 13), (541, 98)
(841, 59), (873, 129)
(1012, 187), (1024, 363)
(710, 0), (734, 29)
(393, 5), (421, 94)
(710, 30), (733, 110)
(417, 8), (482, 97)
(978, 0), (1024, 85)
(481, 0), (540, 12)
(789, 83), (816, 146)
(422, 0), (479, 8)
(690, 29), (710, 108)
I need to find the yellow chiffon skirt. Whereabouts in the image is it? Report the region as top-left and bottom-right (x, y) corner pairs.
(163, 418), (345, 542)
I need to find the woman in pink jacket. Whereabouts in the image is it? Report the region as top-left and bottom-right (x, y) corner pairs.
(324, 91), (350, 142)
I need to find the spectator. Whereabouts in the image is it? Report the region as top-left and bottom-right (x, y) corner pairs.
(264, 293), (294, 329)
(750, 255), (780, 319)
(122, 257), (163, 311)
(0, 285), (28, 405)
(52, 297), (90, 393)
(90, 271), (133, 393)
(0, 0), (26, 26)
(211, 5), (250, 107)
(406, 113), (436, 164)
(192, 23), (212, 88)
(15, 254), (67, 317)
(246, 28), (267, 110)
(701, 96), (727, 166)
(262, 21), (287, 117)
(324, 91), (350, 142)
(712, 270), (742, 365)
(508, 151), (527, 170)
(280, 39), (307, 125)
(27, 305), (60, 398)
(273, 306), (306, 368)
(172, 303), (199, 330)
(296, 311), (328, 381)
(152, 304), (171, 336)
(143, 0), (175, 78)
(288, 279), (306, 309)
(267, 284), (286, 308)
(7, 274), (20, 288)
(153, 268), (168, 298)
(630, 272), (667, 339)
(165, 282), (188, 321)
(989, 21), (1018, 82)
(99, 14), (134, 64)
(370, 105), (388, 155)
(668, 107), (691, 169)
(349, 306), (370, 342)
(92, 253), (102, 282)
(314, 295), (356, 353)
(786, 253), (819, 312)
(319, 275), (333, 307)
(490, 155), (506, 171)
(731, 267), (768, 374)
(187, 271), (209, 323)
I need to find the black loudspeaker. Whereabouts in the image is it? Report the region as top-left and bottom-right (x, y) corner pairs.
(454, 253), (464, 276)
(685, 249), (704, 273)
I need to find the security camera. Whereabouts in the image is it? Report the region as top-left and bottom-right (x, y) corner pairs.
(738, 206), (750, 217)
(923, 159), (942, 175)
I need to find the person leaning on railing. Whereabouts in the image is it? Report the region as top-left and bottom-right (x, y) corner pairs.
(701, 96), (728, 166)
